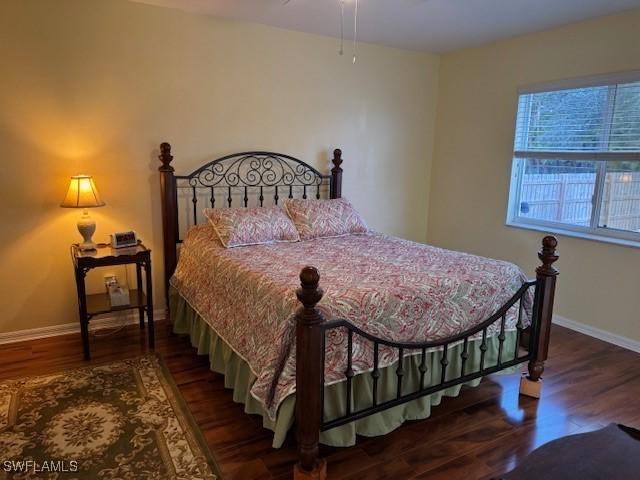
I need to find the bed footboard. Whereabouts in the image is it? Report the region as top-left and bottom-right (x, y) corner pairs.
(293, 236), (559, 480)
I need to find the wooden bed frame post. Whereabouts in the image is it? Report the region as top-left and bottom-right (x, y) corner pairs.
(158, 142), (178, 308)
(330, 149), (343, 199)
(294, 266), (327, 480)
(520, 235), (559, 398)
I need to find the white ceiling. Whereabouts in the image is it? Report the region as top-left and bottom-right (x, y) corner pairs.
(133, 0), (640, 53)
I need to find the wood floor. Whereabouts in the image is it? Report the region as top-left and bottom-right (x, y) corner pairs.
(1, 320), (639, 480)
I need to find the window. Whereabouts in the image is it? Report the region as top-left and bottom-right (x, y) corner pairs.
(507, 74), (640, 246)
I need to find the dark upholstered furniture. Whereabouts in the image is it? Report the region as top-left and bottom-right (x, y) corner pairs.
(501, 424), (640, 480)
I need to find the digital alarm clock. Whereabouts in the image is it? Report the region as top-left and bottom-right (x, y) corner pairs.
(111, 230), (138, 249)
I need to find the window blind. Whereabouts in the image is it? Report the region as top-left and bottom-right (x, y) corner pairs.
(514, 81), (640, 153)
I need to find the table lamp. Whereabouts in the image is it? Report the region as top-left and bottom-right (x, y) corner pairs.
(60, 174), (105, 251)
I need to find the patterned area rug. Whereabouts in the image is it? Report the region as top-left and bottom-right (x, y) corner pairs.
(0, 355), (222, 479)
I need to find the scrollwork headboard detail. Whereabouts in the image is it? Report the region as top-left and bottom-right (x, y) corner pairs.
(158, 142), (343, 301)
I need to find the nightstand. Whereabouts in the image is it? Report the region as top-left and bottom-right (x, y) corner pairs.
(71, 242), (154, 360)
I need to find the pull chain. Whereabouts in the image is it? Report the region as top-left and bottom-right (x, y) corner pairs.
(353, 0), (358, 64)
(339, 0), (344, 55)
(286, 0), (358, 64)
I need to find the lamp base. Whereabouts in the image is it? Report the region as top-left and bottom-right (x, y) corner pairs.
(78, 210), (97, 251)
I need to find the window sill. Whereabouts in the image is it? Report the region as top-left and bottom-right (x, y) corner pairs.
(505, 220), (640, 249)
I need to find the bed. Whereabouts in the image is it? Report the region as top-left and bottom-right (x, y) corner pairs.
(157, 143), (559, 479)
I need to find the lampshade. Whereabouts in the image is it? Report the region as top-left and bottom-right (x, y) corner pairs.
(60, 175), (106, 208)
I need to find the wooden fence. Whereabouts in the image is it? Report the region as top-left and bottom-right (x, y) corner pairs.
(520, 171), (640, 232)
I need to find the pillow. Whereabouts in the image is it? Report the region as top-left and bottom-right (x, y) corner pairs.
(203, 206), (300, 248)
(283, 198), (368, 240)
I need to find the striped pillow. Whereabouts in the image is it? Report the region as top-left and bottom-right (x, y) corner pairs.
(283, 198), (368, 241)
(203, 206), (300, 248)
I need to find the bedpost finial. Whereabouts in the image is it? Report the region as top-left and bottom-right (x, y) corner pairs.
(537, 235), (559, 277)
(332, 149), (343, 172)
(159, 142), (174, 172)
(297, 266), (323, 308)
(300, 265), (320, 287)
(542, 235), (558, 251)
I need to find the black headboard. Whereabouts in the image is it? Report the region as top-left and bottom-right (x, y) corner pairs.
(158, 142), (343, 301)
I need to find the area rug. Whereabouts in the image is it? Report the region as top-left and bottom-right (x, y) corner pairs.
(0, 355), (222, 479)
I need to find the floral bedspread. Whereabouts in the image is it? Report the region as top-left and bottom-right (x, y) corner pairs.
(171, 226), (531, 418)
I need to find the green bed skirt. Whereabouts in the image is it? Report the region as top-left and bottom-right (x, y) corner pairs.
(170, 287), (518, 448)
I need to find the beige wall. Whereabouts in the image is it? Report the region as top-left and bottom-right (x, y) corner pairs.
(0, 0), (439, 334)
(2, 0), (638, 343)
(430, 11), (640, 341)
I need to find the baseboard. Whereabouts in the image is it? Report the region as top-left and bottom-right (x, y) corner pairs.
(553, 314), (640, 354)
(0, 309), (166, 345)
(2, 310), (636, 353)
